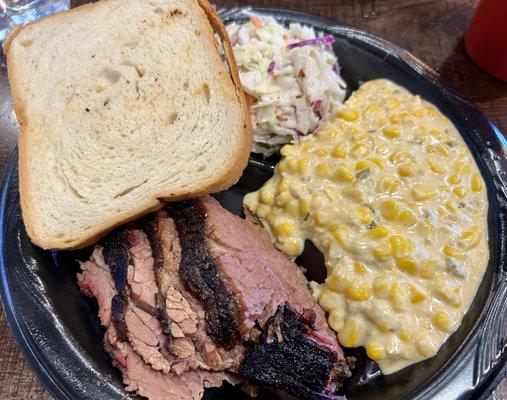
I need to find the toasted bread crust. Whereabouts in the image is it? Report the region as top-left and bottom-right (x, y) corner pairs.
(6, 0), (252, 250)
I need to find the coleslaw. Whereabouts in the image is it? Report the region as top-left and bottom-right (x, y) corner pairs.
(227, 16), (347, 156)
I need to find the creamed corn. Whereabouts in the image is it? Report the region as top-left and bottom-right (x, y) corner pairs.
(243, 79), (489, 374)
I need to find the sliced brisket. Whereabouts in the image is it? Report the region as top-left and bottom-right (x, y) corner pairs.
(78, 195), (353, 400)
(168, 200), (240, 350)
(142, 211), (244, 374)
(100, 228), (172, 373)
(78, 245), (235, 400)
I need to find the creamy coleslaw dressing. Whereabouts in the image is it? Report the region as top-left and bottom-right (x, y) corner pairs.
(244, 79), (489, 374)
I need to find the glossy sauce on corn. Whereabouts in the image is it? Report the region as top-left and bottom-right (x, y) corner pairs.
(243, 79), (489, 374)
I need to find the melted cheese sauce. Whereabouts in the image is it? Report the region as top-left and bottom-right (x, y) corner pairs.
(243, 79), (489, 374)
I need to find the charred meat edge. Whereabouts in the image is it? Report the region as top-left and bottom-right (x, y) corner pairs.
(138, 214), (174, 340)
(240, 303), (352, 400)
(166, 199), (240, 350)
(101, 228), (160, 341)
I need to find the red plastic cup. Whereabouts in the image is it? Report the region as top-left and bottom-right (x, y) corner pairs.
(464, 0), (507, 81)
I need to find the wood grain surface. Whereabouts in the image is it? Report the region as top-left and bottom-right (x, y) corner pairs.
(0, 0), (505, 398)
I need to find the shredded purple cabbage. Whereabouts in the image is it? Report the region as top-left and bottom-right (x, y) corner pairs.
(287, 35), (335, 50)
(292, 129), (304, 140)
(267, 60), (275, 74)
(332, 63), (341, 75)
(313, 99), (323, 111)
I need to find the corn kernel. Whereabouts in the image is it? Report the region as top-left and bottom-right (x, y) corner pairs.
(274, 222), (293, 236)
(453, 187), (466, 199)
(379, 200), (399, 220)
(454, 162), (471, 176)
(410, 284), (427, 303)
(434, 278), (463, 307)
(447, 174), (460, 186)
(390, 235), (408, 258)
(275, 191), (290, 207)
(416, 338), (435, 357)
(314, 210), (332, 227)
(425, 144), (436, 154)
(383, 126), (401, 138)
(426, 106), (437, 117)
(299, 198), (310, 217)
(459, 228), (481, 250)
(381, 176), (400, 193)
(398, 210), (417, 227)
(315, 162), (331, 177)
(352, 143), (370, 158)
(411, 108), (424, 117)
(260, 187), (275, 205)
(389, 113), (401, 124)
(338, 319), (363, 347)
(355, 160), (372, 171)
(398, 163), (416, 177)
(429, 159), (446, 174)
(297, 158), (309, 174)
(372, 243), (392, 260)
(437, 144), (451, 158)
(356, 206), (373, 224)
(346, 282), (372, 301)
(277, 178), (289, 193)
(443, 245), (465, 259)
(286, 157), (298, 173)
(399, 331), (412, 342)
(326, 271), (351, 293)
(365, 103), (381, 115)
(316, 149), (328, 158)
(396, 257), (418, 275)
(412, 185), (436, 201)
(445, 200), (457, 213)
(331, 143), (347, 158)
(420, 258), (439, 279)
(434, 310), (452, 332)
(277, 160), (288, 173)
(328, 310), (345, 331)
(256, 204), (270, 219)
(366, 343), (387, 361)
(390, 282), (407, 310)
(389, 150), (411, 165)
(286, 199), (300, 217)
(319, 289), (343, 312)
(319, 129), (337, 140)
(348, 127), (367, 141)
(336, 107), (360, 122)
(367, 225), (389, 239)
(430, 128), (442, 137)
(354, 262), (367, 274)
(280, 145), (294, 156)
(373, 277), (389, 298)
(369, 157), (384, 169)
(281, 237), (303, 256)
(332, 225), (349, 247)
(334, 165), (354, 182)
(470, 174), (483, 192)
(386, 97), (401, 109)
(302, 143), (314, 153)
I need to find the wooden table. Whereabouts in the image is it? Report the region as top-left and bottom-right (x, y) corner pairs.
(0, 0), (505, 398)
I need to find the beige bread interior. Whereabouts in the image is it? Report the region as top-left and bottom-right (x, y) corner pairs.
(4, 0), (252, 250)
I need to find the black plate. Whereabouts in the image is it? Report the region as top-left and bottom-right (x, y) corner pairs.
(1, 7), (506, 400)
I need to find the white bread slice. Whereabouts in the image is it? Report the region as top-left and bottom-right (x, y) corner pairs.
(4, 0), (252, 250)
